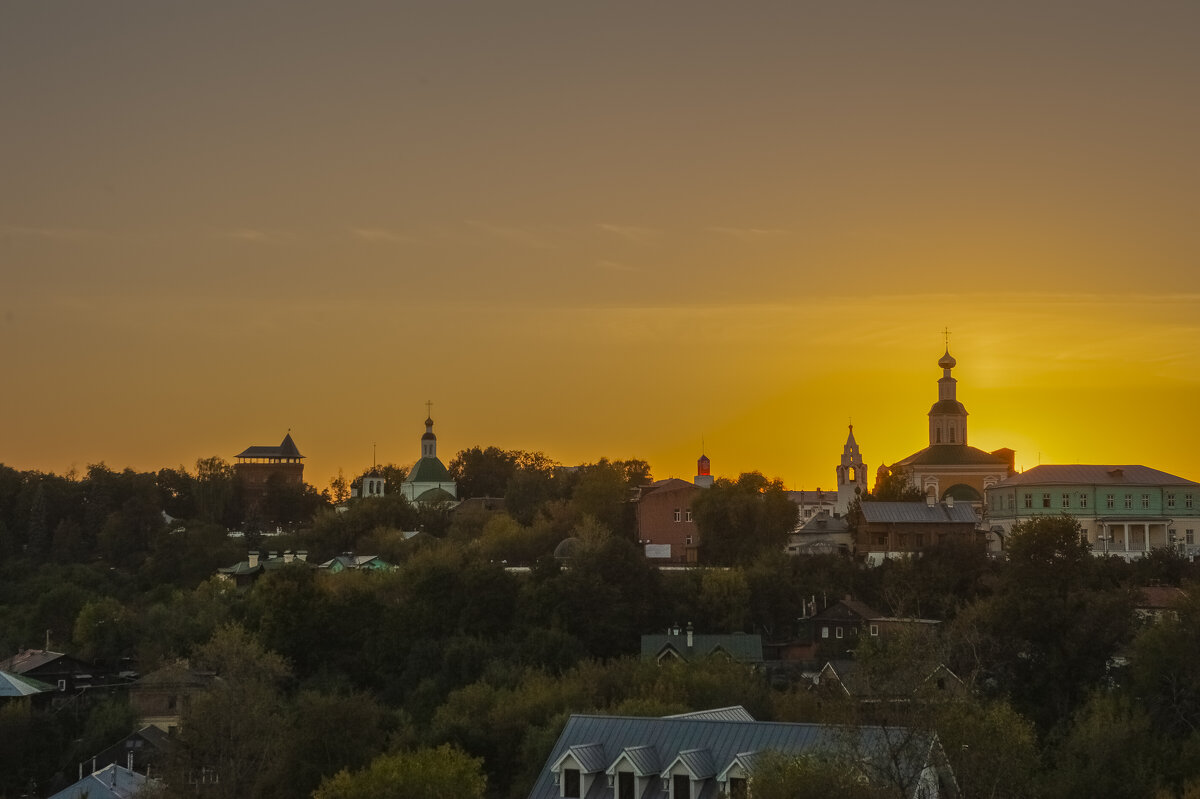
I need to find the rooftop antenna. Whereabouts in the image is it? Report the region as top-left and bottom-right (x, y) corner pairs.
(373, 443), (377, 469)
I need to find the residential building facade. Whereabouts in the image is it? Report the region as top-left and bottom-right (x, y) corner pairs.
(985, 464), (1200, 559)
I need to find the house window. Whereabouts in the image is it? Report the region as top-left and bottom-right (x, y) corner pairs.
(1024, 493), (1033, 509)
(1106, 494), (1115, 509)
(563, 769), (580, 798)
(821, 626), (830, 639)
(897, 533), (908, 547)
(835, 627), (844, 639)
(728, 777), (748, 799)
(618, 772), (635, 799)
(1168, 493), (1176, 508)
(673, 774), (691, 799)
(913, 534), (924, 548)
(869, 624), (880, 636)
(684, 508), (692, 523)
(1125, 494), (1133, 509)
(1008, 494), (1014, 510)
(1188, 494), (1194, 509)
(1062, 493), (1070, 509)
(1142, 494), (1151, 509)
(1042, 493), (1051, 508)
(1188, 530), (1195, 546)
(1080, 494), (1088, 508)
(685, 535), (693, 545)
(673, 508), (681, 522)
(874, 534), (887, 546)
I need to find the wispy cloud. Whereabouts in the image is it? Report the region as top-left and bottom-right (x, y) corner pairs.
(709, 226), (791, 241)
(467, 221), (555, 249)
(597, 223), (659, 243)
(0, 225), (99, 240)
(349, 227), (413, 243)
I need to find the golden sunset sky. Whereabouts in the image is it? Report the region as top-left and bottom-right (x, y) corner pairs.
(3, 3), (1199, 492)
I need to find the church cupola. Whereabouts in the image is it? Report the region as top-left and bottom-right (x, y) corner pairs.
(928, 348), (968, 447)
(421, 416), (437, 459)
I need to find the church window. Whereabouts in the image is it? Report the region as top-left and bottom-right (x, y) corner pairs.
(949, 426), (956, 443)
(848, 467), (856, 481)
(1062, 493), (1070, 509)
(1107, 494), (1115, 509)
(1125, 494), (1133, 509)
(1142, 494), (1151, 509)
(936, 428), (942, 443)
(1024, 494), (1033, 509)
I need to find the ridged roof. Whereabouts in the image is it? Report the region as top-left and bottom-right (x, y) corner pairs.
(992, 464), (1199, 488)
(0, 669), (56, 697)
(641, 634), (764, 662)
(860, 501), (978, 524)
(528, 710), (940, 799)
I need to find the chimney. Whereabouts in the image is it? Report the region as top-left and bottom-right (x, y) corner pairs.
(686, 621), (694, 650)
(248, 551), (259, 568)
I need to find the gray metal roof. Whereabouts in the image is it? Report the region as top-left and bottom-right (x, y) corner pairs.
(47, 765), (154, 799)
(606, 745), (661, 776)
(860, 501), (977, 524)
(528, 709), (940, 799)
(991, 464), (1199, 488)
(666, 707), (756, 722)
(0, 669), (56, 697)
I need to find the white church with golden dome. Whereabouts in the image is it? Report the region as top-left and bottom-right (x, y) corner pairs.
(879, 347), (1015, 508)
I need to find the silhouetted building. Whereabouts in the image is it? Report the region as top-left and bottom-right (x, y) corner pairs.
(881, 348), (1014, 513)
(233, 431), (305, 508)
(400, 414), (458, 504)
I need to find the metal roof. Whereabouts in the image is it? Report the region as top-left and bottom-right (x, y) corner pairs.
(892, 444), (1009, 467)
(0, 669), (56, 697)
(234, 432), (304, 460)
(606, 745), (661, 776)
(528, 709), (940, 799)
(666, 707), (757, 722)
(641, 634), (764, 663)
(991, 464), (1199, 488)
(860, 502), (978, 524)
(405, 457), (453, 484)
(46, 764), (154, 799)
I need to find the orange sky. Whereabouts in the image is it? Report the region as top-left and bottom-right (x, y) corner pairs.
(3, 3), (1200, 491)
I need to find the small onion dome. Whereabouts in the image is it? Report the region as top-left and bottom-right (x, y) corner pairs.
(938, 349), (957, 369)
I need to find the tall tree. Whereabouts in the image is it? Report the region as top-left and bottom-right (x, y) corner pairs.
(693, 473), (798, 566)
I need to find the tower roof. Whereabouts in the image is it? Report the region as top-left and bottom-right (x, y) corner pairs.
(846, 424), (857, 446)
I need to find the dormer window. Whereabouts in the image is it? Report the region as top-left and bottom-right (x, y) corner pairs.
(673, 774), (691, 799)
(563, 769), (580, 798)
(617, 771), (635, 799)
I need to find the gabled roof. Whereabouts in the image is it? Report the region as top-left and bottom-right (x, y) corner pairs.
(893, 444), (1009, 467)
(641, 633), (764, 663)
(0, 669), (56, 696)
(992, 464), (1199, 488)
(811, 598), (883, 622)
(666, 706), (757, 722)
(0, 649), (66, 674)
(860, 501), (978, 524)
(46, 764), (155, 799)
(605, 745), (660, 776)
(552, 742), (609, 773)
(528, 708), (943, 799)
(642, 478), (701, 495)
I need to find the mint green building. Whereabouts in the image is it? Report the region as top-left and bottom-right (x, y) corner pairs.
(985, 465), (1200, 559)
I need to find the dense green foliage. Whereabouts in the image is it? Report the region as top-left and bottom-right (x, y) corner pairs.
(1, 459), (1200, 798)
